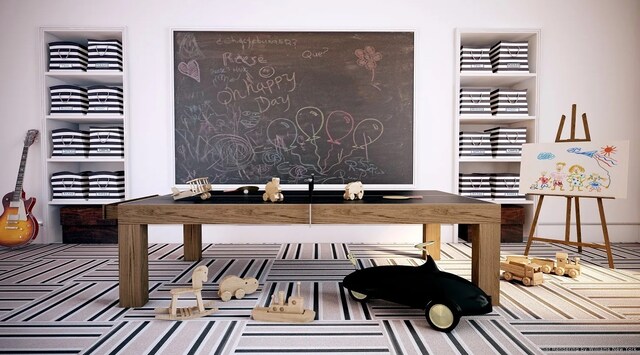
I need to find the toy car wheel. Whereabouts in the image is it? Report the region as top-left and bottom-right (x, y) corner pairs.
(349, 289), (369, 302)
(262, 193), (268, 202)
(349, 193), (355, 200)
(425, 301), (460, 333)
(568, 269), (579, 278)
(220, 290), (232, 302)
(235, 289), (246, 299)
(555, 267), (565, 276)
(541, 265), (552, 274)
(278, 193), (284, 201)
(503, 271), (513, 281)
(357, 191), (364, 199)
(522, 277), (531, 286)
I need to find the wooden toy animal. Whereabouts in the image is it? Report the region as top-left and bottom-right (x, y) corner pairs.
(155, 265), (217, 320)
(343, 181), (364, 200)
(218, 275), (259, 301)
(262, 177), (284, 202)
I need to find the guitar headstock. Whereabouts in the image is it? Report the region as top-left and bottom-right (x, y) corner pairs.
(24, 129), (39, 147)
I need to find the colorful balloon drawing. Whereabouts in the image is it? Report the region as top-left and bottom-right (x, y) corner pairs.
(266, 118), (298, 151)
(295, 106), (324, 141)
(325, 110), (355, 145)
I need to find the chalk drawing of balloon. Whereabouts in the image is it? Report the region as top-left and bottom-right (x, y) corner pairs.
(295, 106), (324, 141)
(353, 118), (384, 149)
(325, 110), (354, 145)
(208, 134), (254, 172)
(266, 118), (298, 151)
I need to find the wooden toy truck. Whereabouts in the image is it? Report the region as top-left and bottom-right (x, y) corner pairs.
(500, 258), (544, 286)
(532, 252), (581, 278)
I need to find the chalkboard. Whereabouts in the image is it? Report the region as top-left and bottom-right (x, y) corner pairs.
(173, 31), (414, 185)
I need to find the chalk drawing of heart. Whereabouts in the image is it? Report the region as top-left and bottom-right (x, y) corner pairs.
(178, 60), (200, 82)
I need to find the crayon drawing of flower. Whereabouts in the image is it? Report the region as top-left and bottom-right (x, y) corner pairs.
(355, 46), (382, 84)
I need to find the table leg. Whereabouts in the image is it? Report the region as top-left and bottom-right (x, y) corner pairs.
(470, 223), (500, 306)
(183, 224), (203, 261)
(422, 224), (441, 260)
(118, 223), (149, 308)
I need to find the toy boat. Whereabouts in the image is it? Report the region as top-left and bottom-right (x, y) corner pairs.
(251, 282), (315, 323)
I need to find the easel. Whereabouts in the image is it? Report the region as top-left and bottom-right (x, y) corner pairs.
(524, 104), (614, 268)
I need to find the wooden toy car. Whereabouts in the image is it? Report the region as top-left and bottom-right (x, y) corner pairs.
(218, 275), (259, 301)
(262, 177), (284, 202)
(532, 252), (581, 278)
(342, 243), (492, 332)
(171, 177), (213, 200)
(343, 181), (364, 200)
(500, 257), (544, 286)
(251, 282), (315, 323)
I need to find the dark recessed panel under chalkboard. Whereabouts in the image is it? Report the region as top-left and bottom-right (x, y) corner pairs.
(173, 31), (414, 185)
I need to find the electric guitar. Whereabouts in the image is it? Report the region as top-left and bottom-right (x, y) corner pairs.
(0, 130), (39, 248)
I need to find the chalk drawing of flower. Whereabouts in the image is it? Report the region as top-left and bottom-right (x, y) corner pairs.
(355, 46), (382, 84)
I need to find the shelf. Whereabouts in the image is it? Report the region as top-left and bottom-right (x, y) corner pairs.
(459, 156), (521, 163)
(496, 199), (534, 205)
(49, 199), (123, 206)
(45, 71), (124, 85)
(460, 115), (535, 124)
(47, 157), (125, 163)
(460, 72), (536, 87)
(46, 114), (124, 124)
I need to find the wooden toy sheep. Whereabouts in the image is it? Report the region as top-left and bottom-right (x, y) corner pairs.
(343, 181), (364, 200)
(263, 177), (284, 202)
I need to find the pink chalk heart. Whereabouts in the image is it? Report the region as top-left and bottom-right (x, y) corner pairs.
(178, 60), (200, 82)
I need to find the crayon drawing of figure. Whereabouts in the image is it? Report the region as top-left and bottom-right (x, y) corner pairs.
(549, 162), (566, 191)
(587, 173), (607, 192)
(567, 164), (586, 192)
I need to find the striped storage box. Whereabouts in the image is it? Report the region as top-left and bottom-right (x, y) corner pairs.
(459, 131), (491, 157)
(89, 126), (124, 157)
(489, 41), (529, 72)
(51, 128), (89, 157)
(87, 86), (124, 114)
(50, 85), (88, 114)
(459, 173), (492, 200)
(51, 171), (89, 200)
(88, 171), (125, 199)
(491, 173), (526, 200)
(87, 39), (123, 71)
(485, 127), (527, 157)
(490, 89), (528, 115)
(460, 46), (492, 72)
(48, 41), (88, 71)
(460, 88), (491, 115)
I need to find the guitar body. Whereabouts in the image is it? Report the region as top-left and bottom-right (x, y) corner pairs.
(0, 191), (38, 248)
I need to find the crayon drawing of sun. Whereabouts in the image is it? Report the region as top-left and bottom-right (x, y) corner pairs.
(600, 145), (617, 157)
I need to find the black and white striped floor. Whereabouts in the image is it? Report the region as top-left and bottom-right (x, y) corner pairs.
(0, 242), (638, 354)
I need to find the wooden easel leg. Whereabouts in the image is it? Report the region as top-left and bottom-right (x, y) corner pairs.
(564, 197), (572, 242)
(525, 195), (544, 255)
(422, 224), (441, 260)
(575, 197), (582, 253)
(597, 198), (615, 268)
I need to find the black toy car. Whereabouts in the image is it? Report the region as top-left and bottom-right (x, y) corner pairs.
(343, 247), (492, 332)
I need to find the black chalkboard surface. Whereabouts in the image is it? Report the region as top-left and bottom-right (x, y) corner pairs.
(173, 31), (414, 185)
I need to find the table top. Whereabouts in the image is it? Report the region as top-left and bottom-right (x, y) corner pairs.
(122, 190), (496, 206)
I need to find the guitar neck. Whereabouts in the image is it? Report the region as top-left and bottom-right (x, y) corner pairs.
(12, 144), (30, 202)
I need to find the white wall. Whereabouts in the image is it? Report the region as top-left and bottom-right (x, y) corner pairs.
(1, 0), (638, 244)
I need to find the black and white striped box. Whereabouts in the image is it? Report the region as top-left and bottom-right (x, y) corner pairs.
(460, 88), (491, 115)
(89, 126), (124, 157)
(51, 128), (89, 157)
(51, 171), (89, 200)
(459, 131), (491, 157)
(491, 173), (526, 200)
(460, 46), (492, 72)
(485, 127), (527, 157)
(88, 171), (125, 199)
(490, 89), (528, 115)
(48, 41), (88, 71)
(489, 41), (529, 72)
(50, 85), (88, 114)
(88, 86), (124, 114)
(87, 39), (123, 71)
(459, 173), (492, 200)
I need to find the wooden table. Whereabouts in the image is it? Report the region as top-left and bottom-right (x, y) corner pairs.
(109, 190), (501, 308)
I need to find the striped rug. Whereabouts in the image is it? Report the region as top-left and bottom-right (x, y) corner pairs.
(0, 242), (638, 354)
